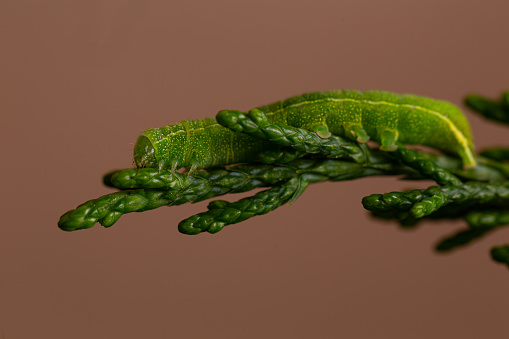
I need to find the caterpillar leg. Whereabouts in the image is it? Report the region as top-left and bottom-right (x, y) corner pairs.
(348, 126), (370, 143)
(302, 122), (332, 139)
(158, 158), (180, 173)
(380, 130), (399, 152)
(186, 152), (205, 175)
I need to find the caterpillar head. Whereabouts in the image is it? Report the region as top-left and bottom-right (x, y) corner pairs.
(134, 135), (158, 168)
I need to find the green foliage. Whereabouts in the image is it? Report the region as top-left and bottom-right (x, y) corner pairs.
(465, 91), (509, 125)
(58, 90), (509, 270)
(491, 245), (509, 268)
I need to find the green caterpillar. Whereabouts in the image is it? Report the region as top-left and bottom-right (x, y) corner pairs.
(134, 90), (476, 172)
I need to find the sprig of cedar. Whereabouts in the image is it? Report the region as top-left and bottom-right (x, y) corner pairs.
(58, 91), (509, 269)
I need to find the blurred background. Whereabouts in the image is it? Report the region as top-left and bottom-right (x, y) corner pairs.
(1, 1), (508, 338)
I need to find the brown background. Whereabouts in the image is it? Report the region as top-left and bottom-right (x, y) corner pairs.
(2, 1), (509, 338)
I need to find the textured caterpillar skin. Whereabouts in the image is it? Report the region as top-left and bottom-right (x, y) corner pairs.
(134, 90), (476, 171)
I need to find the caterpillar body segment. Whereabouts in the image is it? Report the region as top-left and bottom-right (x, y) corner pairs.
(134, 90), (476, 171)
(134, 117), (273, 172)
